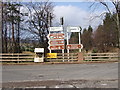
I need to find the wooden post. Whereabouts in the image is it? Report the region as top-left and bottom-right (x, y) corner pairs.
(77, 52), (84, 62)
(17, 54), (19, 63)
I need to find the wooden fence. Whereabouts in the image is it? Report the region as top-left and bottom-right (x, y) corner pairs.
(0, 53), (119, 62)
(46, 53), (78, 62)
(84, 53), (119, 61)
(0, 53), (35, 62)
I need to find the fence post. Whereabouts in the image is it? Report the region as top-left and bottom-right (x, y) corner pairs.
(77, 52), (83, 62)
(17, 54), (19, 63)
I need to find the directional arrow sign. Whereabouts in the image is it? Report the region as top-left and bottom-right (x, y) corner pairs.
(47, 33), (64, 40)
(66, 44), (83, 49)
(47, 33), (65, 51)
(48, 40), (64, 45)
(48, 45), (64, 50)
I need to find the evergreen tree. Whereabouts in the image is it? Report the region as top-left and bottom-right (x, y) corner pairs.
(81, 26), (93, 51)
(70, 32), (79, 44)
(94, 13), (118, 52)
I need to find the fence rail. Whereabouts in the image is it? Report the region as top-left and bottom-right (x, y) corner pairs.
(0, 53), (35, 62)
(84, 53), (118, 61)
(46, 53), (78, 62)
(0, 52), (119, 62)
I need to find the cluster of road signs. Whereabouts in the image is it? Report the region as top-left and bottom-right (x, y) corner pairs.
(47, 27), (83, 51)
(47, 28), (65, 50)
(48, 44), (83, 50)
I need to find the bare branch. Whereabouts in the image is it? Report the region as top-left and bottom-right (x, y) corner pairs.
(100, 2), (112, 14)
(90, 12), (106, 21)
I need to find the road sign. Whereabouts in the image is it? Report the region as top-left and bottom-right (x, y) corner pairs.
(34, 48), (44, 53)
(48, 40), (64, 45)
(48, 45), (64, 50)
(67, 27), (80, 32)
(47, 33), (64, 39)
(66, 44), (83, 49)
(47, 53), (57, 58)
(49, 27), (63, 31)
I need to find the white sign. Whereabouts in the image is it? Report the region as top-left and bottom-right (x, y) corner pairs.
(67, 27), (80, 32)
(34, 48), (44, 53)
(49, 27), (63, 32)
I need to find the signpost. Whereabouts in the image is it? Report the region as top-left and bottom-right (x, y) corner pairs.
(48, 19), (65, 61)
(66, 26), (82, 53)
(47, 27), (65, 52)
(47, 26), (83, 56)
(47, 33), (65, 51)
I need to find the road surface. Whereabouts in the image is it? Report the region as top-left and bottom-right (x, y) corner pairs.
(2, 62), (118, 88)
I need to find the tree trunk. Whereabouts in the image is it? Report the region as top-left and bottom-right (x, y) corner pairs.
(0, 1), (3, 53)
(17, 19), (20, 53)
(4, 20), (8, 52)
(12, 22), (15, 53)
(116, 12), (120, 49)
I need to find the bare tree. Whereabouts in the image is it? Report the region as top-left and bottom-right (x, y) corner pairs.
(25, 1), (54, 48)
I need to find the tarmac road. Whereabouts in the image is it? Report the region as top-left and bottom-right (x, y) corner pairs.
(1, 62), (118, 88)
(2, 62), (118, 82)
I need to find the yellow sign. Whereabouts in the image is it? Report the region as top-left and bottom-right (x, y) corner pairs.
(47, 53), (57, 58)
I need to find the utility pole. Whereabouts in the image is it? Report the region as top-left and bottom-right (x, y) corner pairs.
(60, 17), (65, 61)
(60, 17), (64, 26)
(49, 13), (52, 27)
